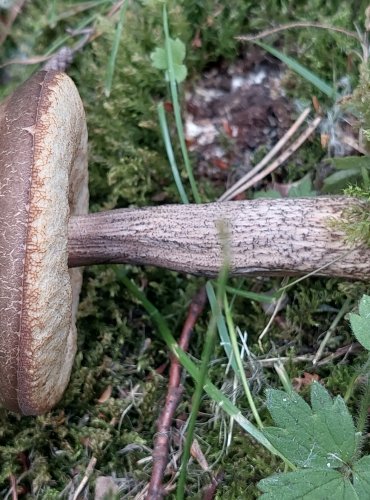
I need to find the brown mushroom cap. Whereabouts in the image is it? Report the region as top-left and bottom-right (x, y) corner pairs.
(0, 71), (88, 415)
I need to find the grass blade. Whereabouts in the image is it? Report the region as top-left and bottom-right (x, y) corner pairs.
(176, 274), (229, 498)
(104, 0), (129, 97)
(207, 282), (238, 373)
(158, 102), (189, 204)
(255, 40), (336, 98)
(225, 285), (276, 304)
(223, 294), (264, 428)
(117, 269), (294, 467)
(162, 4), (201, 204)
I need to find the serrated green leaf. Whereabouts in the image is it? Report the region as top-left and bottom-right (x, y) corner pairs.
(170, 37), (186, 64)
(288, 176), (316, 198)
(310, 381), (333, 412)
(263, 427), (321, 468)
(322, 168), (362, 192)
(266, 389), (312, 429)
(172, 63), (187, 83)
(353, 455), (370, 498)
(254, 189), (282, 199)
(150, 37), (187, 83)
(330, 156), (370, 171)
(358, 295), (370, 318)
(310, 384), (357, 463)
(264, 383), (357, 469)
(150, 46), (168, 69)
(258, 469), (358, 499)
(349, 295), (370, 351)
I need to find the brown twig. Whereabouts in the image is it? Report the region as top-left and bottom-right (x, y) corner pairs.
(72, 456), (97, 500)
(236, 21), (359, 42)
(0, 0), (120, 69)
(0, 0), (27, 46)
(201, 471), (224, 500)
(219, 116), (321, 201)
(8, 475), (17, 500)
(147, 287), (207, 500)
(218, 107), (311, 202)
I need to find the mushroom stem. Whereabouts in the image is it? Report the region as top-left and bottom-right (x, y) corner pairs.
(68, 196), (369, 279)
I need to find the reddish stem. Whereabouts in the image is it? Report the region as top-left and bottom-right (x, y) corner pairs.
(147, 287), (207, 499)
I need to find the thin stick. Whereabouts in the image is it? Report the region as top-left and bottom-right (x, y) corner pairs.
(72, 456), (97, 500)
(0, 0), (27, 46)
(236, 22), (359, 43)
(147, 287), (207, 499)
(220, 116), (321, 200)
(218, 107), (311, 202)
(312, 297), (352, 365)
(9, 475), (17, 500)
(258, 292), (287, 351)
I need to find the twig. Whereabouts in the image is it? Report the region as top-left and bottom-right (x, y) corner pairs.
(258, 292), (287, 351)
(317, 343), (360, 366)
(9, 475), (17, 500)
(147, 287), (207, 500)
(72, 456), (97, 500)
(313, 297), (352, 365)
(201, 470), (224, 500)
(236, 22), (359, 43)
(218, 107), (311, 201)
(0, 0), (119, 69)
(339, 134), (368, 155)
(221, 116), (322, 200)
(0, 0), (27, 46)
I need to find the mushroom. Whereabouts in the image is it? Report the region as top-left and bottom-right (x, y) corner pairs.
(0, 70), (369, 415)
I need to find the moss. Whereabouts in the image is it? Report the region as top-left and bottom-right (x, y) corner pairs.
(1, 0), (370, 497)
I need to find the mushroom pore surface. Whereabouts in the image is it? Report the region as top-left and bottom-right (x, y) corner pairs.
(0, 71), (88, 415)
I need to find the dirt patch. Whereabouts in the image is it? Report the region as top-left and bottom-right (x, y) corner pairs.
(185, 49), (294, 189)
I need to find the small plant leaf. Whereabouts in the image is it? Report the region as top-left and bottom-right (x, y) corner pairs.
(322, 168), (362, 192)
(288, 175), (316, 197)
(352, 455), (370, 496)
(150, 37), (187, 83)
(263, 382), (357, 469)
(349, 295), (370, 351)
(253, 189), (282, 199)
(258, 469), (358, 499)
(150, 46), (168, 69)
(330, 156), (370, 171)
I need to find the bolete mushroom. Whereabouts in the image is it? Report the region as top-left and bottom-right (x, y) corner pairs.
(0, 70), (369, 415)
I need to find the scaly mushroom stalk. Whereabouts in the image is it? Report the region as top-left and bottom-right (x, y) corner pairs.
(68, 197), (368, 279)
(0, 70), (368, 415)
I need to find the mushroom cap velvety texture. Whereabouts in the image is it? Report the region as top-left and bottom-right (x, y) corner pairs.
(0, 71), (88, 415)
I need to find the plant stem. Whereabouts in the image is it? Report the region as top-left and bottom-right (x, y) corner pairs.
(163, 3), (201, 204)
(118, 270), (293, 465)
(158, 102), (189, 203)
(224, 294), (264, 428)
(104, 0), (128, 97)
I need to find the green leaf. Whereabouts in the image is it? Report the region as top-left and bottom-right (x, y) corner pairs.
(150, 46), (168, 69)
(150, 37), (187, 83)
(349, 295), (370, 351)
(258, 469), (358, 499)
(353, 455), (370, 497)
(322, 168), (363, 193)
(253, 189), (282, 199)
(263, 382), (357, 469)
(254, 41), (336, 98)
(288, 176), (316, 197)
(330, 156), (370, 170)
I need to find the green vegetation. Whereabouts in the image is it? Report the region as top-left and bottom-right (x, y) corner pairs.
(1, 0), (370, 498)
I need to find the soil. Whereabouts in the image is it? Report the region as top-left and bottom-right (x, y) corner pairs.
(185, 48), (294, 190)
